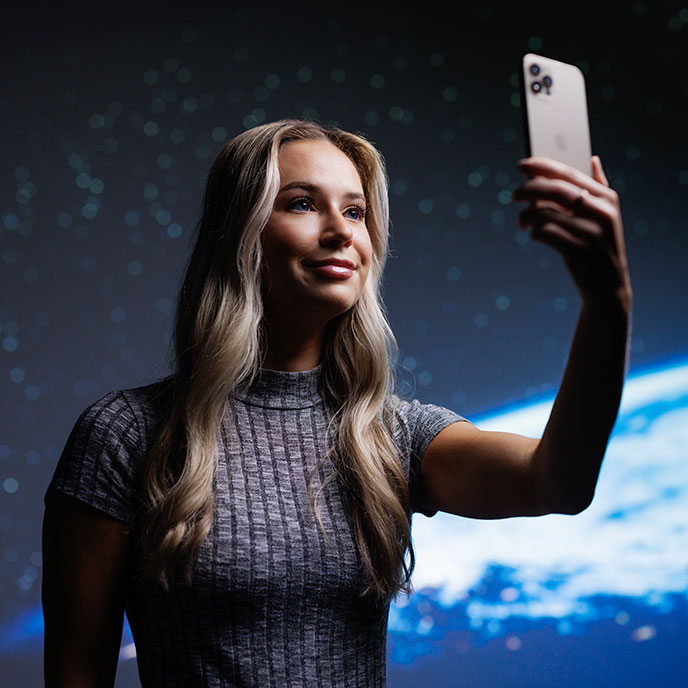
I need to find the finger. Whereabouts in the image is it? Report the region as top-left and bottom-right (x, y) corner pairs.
(517, 156), (614, 201)
(530, 221), (588, 256)
(513, 177), (614, 219)
(591, 155), (610, 187)
(518, 156), (593, 187)
(519, 206), (606, 243)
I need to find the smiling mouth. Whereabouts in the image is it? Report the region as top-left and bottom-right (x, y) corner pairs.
(304, 258), (356, 279)
(304, 258), (356, 270)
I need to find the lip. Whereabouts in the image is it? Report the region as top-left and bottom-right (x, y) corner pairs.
(304, 258), (356, 269)
(304, 257), (356, 279)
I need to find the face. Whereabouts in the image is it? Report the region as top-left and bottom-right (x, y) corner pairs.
(261, 139), (373, 326)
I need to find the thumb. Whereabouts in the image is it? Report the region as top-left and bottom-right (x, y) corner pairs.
(591, 155), (610, 187)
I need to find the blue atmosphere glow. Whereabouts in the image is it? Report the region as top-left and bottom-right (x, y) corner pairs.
(387, 358), (688, 681)
(3, 360), (686, 687)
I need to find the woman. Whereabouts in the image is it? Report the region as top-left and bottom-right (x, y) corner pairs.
(42, 119), (632, 687)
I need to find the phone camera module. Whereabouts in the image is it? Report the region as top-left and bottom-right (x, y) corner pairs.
(531, 81), (542, 94)
(529, 64), (541, 76)
(543, 75), (552, 88)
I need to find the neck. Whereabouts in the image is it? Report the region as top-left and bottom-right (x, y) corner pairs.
(261, 318), (326, 372)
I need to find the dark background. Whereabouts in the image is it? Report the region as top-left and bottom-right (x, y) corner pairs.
(2, 1), (687, 685)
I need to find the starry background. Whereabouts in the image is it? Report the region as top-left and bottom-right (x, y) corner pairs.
(1, 0), (687, 685)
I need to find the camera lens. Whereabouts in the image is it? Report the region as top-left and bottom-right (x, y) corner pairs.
(530, 64), (540, 76)
(543, 75), (552, 87)
(531, 81), (542, 93)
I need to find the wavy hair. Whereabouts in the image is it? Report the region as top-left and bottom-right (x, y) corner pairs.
(141, 119), (413, 596)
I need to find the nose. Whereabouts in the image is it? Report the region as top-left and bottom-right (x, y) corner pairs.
(320, 206), (354, 247)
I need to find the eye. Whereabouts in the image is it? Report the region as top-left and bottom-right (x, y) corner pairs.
(344, 205), (367, 221)
(287, 197), (313, 212)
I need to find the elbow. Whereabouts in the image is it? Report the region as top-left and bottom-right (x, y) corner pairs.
(528, 484), (594, 517)
(558, 500), (591, 516)
(555, 487), (596, 515)
(534, 446), (602, 516)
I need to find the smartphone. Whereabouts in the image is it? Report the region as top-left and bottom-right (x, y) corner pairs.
(520, 53), (592, 176)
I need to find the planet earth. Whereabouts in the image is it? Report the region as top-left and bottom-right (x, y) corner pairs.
(3, 359), (687, 687)
(388, 357), (688, 687)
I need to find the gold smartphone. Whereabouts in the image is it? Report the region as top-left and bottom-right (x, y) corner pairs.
(520, 53), (592, 176)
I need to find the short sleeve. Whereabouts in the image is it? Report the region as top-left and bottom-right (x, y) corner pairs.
(390, 397), (467, 517)
(45, 390), (146, 523)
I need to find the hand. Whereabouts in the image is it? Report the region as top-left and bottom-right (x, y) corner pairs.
(512, 156), (632, 311)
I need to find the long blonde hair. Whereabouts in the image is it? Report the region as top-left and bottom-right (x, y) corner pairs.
(142, 119), (414, 596)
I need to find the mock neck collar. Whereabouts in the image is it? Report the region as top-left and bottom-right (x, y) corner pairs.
(233, 366), (322, 410)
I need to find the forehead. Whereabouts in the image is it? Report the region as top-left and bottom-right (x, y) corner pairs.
(277, 139), (363, 190)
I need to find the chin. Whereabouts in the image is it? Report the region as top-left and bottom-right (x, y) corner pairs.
(319, 300), (358, 321)
(308, 294), (361, 323)
(309, 284), (362, 311)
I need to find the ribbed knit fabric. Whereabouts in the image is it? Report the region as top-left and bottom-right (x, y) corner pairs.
(46, 367), (463, 687)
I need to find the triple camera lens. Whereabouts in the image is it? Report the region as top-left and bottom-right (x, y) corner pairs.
(529, 64), (553, 94)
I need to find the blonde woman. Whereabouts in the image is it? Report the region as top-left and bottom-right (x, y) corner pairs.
(42, 119), (632, 687)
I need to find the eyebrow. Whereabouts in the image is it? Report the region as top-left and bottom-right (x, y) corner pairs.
(277, 181), (366, 204)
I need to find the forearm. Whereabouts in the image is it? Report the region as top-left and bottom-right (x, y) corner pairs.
(43, 497), (129, 687)
(44, 607), (123, 688)
(534, 290), (632, 513)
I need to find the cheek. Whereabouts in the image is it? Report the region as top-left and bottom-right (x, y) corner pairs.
(359, 232), (374, 270)
(361, 260), (373, 287)
(358, 242), (374, 289)
(260, 231), (288, 286)
(261, 229), (298, 272)
(263, 220), (312, 259)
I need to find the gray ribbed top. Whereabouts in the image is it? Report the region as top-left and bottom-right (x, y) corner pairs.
(47, 367), (463, 687)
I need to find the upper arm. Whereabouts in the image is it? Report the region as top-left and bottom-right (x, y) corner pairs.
(42, 494), (130, 688)
(418, 421), (551, 518)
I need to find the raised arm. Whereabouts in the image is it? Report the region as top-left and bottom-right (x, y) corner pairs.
(43, 494), (130, 688)
(419, 155), (632, 518)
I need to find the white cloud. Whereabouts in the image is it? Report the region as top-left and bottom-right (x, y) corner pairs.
(409, 364), (688, 619)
